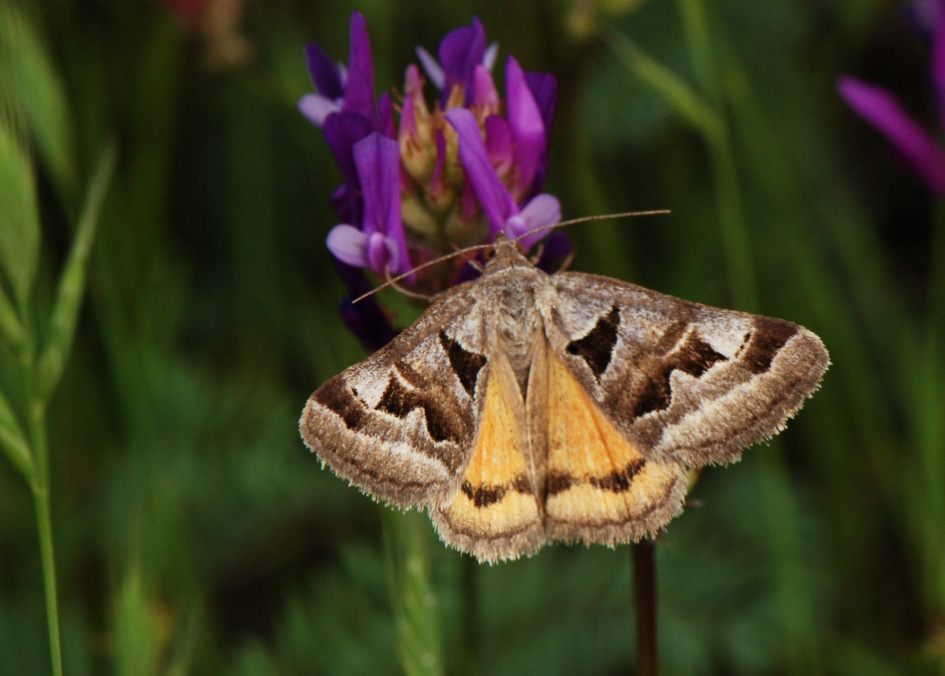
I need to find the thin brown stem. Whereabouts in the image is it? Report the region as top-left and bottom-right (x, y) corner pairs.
(633, 538), (657, 676)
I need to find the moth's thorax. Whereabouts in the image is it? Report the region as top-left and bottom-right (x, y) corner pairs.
(478, 255), (547, 392)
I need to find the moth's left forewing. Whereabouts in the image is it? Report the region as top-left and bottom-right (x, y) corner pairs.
(301, 285), (491, 509)
(541, 272), (829, 469)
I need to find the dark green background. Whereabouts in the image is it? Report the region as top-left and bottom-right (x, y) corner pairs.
(1, 0), (942, 674)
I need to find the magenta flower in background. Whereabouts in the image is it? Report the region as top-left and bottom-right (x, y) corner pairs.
(838, 3), (945, 194)
(299, 12), (564, 348)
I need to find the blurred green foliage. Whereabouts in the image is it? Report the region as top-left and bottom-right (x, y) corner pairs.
(1, 0), (944, 674)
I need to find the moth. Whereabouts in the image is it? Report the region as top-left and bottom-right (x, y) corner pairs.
(300, 235), (829, 563)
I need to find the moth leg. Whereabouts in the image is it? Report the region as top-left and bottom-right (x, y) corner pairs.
(384, 266), (435, 302)
(555, 249), (575, 273)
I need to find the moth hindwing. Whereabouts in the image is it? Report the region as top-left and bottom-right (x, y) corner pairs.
(300, 236), (830, 563)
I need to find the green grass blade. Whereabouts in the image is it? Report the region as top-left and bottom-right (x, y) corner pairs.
(606, 30), (722, 142)
(0, 385), (32, 478)
(0, 283), (24, 351)
(0, 2), (76, 200)
(0, 119), (40, 310)
(37, 143), (116, 403)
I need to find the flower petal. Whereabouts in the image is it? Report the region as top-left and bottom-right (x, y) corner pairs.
(298, 93), (341, 127)
(406, 63), (424, 96)
(367, 232), (398, 273)
(399, 87), (418, 141)
(353, 133), (399, 235)
(519, 193), (561, 231)
(333, 260), (397, 351)
(473, 65), (499, 112)
(326, 224), (369, 267)
(378, 92), (395, 138)
(446, 108), (517, 237)
(415, 46), (445, 90)
(323, 111), (374, 187)
(514, 193), (561, 250)
(524, 71), (557, 192)
(535, 230), (573, 274)
(525, 71), (557, 147)
(839, 76), (945, 193)
(338, 293), (397, 352)
(352, 133), (411, 274)
(329, 183), (359, 226)
(484, 115), (512, 171)
(505, 192), (561, 251)
(438, 17), (487, 104)
(483, 42), (499, 71)
(506, 56), (546, 198)
(304, 41), (344, 100)
(344, 12), (377, 124)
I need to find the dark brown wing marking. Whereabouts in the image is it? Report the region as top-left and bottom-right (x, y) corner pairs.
(544, 472), (574, 497)
(742, 317), (798, 374)
(565, 306), (620, 379)
(313, 376), (366, 430)
(545, 460), (647, 497)
(375, 366), (462, 444)
(461, 475), (531, 508)
(633, 330), (728, 417)
(439, 331), (487, 396)
(589, 459), (646, 492)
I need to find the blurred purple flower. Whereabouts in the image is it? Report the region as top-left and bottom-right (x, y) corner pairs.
(905, 0), (945, 41)
(299, 12), (377, 128)
(838, 7), (945, 194)
(447, 107), (560, 250)
(326, 133), (411, 278)
(416, 18), (499, 106)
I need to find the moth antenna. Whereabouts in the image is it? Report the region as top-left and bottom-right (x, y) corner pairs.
(352, 242), (493, 304)
(354, 210), (670, 304)
(511, 209), (671, 247)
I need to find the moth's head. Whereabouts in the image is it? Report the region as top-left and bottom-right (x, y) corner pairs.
(483, 233), (531, 274)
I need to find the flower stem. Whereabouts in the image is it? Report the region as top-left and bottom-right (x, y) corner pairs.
(382, 509), (443, 676)
(461, 554), (479, 676)
(29, 396), (63, 676)
(632, 539), (657, 676)
(33, 481), (63, 676)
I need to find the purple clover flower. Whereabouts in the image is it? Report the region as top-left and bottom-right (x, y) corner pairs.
(838, 4), (945, 194)
(326, 133), (412, 278)
(300, 12), (564, 348)
(447, 107), (561, 250)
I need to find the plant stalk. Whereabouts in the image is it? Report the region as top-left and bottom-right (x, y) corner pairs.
(29, 393), (63, 676)
(633, 539), (657, 676)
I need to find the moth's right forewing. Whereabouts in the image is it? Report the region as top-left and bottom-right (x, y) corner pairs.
(301, 285), (489, 508)
(542, 272), (829, 468)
